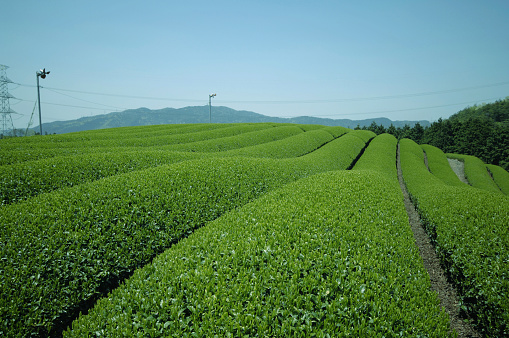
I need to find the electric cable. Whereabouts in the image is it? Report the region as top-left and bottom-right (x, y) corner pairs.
(281, 97), (504, 118)
(44, 87), (128, 110)
(10, 80), (509, 104)
(13, 98), (124, 111)
(14, 96), (504, 119)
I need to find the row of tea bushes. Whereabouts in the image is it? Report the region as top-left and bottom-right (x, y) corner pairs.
(66, 170), (450, 337)
(0, 150), (200, 205)
(400, 138), (509, 337)
(486, 164), (509, 195)
(0, 124), (275, 165)
(446, 153), (502, 194)
(0, 131), (368, 337)
(0, 123), (228, 147)
(421, 144), (465, 187)
(0, 125), (312, 204)
(352, 133), (397, 179)
(162, 125), (307, 153)
(0, 124), (258, 152)
(218, 129), (340, 159)
(321, 126), (353, 138)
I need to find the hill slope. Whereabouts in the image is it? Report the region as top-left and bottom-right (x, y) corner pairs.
(1, 125), (507, 336)
(449, 97), (509, 125)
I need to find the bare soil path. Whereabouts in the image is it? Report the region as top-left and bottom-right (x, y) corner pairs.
(396, 144), (479, 337)
(447, 158), (470, 184)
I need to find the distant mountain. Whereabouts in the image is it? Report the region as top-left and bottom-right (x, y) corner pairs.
(34, 106), (430, 134)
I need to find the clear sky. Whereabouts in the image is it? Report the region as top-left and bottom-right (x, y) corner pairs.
(2, 0), (509, 129)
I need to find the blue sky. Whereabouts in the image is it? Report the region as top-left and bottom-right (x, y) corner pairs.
(2, 0), (509, 129)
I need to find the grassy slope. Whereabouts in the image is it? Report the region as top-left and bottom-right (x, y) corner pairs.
(446, 153), (502, 194)
(421, 144), (466, 187)
(1, 126), (371, 337)
(486, 163), (509, 195)
(0, 125), (308, 204)
(66, 134), (450, 336)
(3, 124), (506, 336)
(401, 138), (509, 336)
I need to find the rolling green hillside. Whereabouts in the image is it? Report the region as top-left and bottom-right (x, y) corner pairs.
(1, 123), (507, 337)
(449, 97), (509, 125)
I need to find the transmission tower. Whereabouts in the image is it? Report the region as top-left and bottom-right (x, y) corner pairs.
(0, 64), (16, 137)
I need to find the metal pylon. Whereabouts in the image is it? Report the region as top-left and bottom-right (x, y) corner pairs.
(0, 64), (16, 136)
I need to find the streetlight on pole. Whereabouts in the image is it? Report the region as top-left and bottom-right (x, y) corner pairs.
(209, 93), (216, 123)
(36, 68), (50, 135)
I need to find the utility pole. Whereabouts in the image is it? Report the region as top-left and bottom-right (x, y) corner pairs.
(0, 65), (16, 137)
(209, 93), (216, 123)
(36, 68), (50, 135)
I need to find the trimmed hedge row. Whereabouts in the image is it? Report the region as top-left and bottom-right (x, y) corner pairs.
(486, 164), (509, 195)
(446, 153), (502, 194)
(0, 124), (249, 151)
(0, 131), (369, 337)
(0, 124), (274, 165)
(160, 125), (305, 153)
(400, 138), (509, 337)
(0, 123), (208, 147)
(0, 151), (200, 205)
(322, 126), (352, 138)
(293, 124), (324, 131)
(348, 129), (377, 143)
(66, 169), (450, 337)
(66, 170), (450, 337)
(0, 126), (307, 204)
(421, 144), (465, 187)
(353, 133), (397, 179)
(218, 128), (343, 159)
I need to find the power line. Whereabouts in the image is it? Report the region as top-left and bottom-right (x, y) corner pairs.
(10, 80), (509, 104)
(12, 82), (205, 103)
(220, 82), (509, 104)
(44, 87), (128, 111)
(277, 97), (504, 118)
(8, 79), (508, 121)
(14, 96), (504, 120)
(13, 98), (124, 112)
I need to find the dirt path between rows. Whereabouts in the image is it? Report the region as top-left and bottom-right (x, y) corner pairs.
(447, 158), (470, 184)
(396, 144), (479, 337)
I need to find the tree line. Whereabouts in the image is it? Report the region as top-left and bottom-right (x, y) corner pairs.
(356, 99), (509, 170)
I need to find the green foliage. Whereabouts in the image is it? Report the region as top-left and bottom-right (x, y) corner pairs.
(321, 125), (352, 138)
(362, 122), (420, 142)
(420, 118), (454, 151)
(421, 117), (509, 171)
(362, 99), (509, 171)
(421, 144), (465, 187)
(449, 98), (509, 125)
(206, 128), (334, 158)
(486, 164), (509, 195)
(0, 151), (200, 205)
(1, 123), (233, 153)
(66, 170), (450, 337)
(162, 125), (304, 153)
(0, 128), (369, 337)
(447, 153), (502, 194)
(0, 123), (275, 165)
(221, 128), (355, 159)
(294, 124), (325, 131)
(353, 133), (398, 180)
(348, 129), (376, 143)
(0, 125), (307, 204)
(400, 138), (509, 337)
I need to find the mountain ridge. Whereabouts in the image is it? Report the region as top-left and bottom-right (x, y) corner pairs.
(34, 106), (430, 134)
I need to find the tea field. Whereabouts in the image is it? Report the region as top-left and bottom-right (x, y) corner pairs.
(0, 123), (507, 337)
